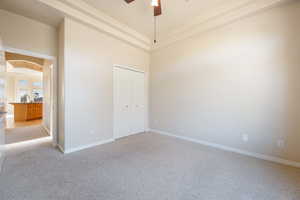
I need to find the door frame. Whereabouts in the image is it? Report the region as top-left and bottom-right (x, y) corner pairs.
(113, 64), (147, 140)
(0, 36), (5, 173)
(4, 46), (58, 146)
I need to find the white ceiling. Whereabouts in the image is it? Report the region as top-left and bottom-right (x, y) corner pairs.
(0, 0), (278, 47)
(82, 0), (247, 39)
(0, 0), (64, 27)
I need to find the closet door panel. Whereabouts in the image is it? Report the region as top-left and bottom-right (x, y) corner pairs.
(131, 71), (145, 134)
(113, 68), (132, 139)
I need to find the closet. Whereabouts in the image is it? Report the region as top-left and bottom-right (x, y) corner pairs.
(113, 66), (145, 139)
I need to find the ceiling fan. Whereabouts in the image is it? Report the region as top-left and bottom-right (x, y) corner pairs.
(124, 0), (162, 16)
(124, 0), (162, 43)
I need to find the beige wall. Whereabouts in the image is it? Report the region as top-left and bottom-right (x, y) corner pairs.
(60, 18), (150, 151)
(150, 1), (300, 162)
(0, 9), (57, 57)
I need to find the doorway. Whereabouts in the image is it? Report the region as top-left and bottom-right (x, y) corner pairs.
(2, 48), (57, 147)
(113, 65), (146, 139)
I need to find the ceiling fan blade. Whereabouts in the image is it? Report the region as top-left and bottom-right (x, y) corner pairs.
(124, 0), (135, 3)
(154, 0), (162, 16)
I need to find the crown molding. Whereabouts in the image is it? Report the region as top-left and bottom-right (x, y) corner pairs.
(152, 0), (291, 51)
(36, 0), (291, 52)
(37, 0), (151, 51)
(62, 0), (150, 45)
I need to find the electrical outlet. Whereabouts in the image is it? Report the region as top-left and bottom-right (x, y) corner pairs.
(90, 130), (95, 135)
(277, 139), (285, 148)
(242, 134), (249, 142)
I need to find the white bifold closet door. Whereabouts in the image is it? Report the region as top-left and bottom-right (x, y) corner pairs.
(114, 67), (145, 139)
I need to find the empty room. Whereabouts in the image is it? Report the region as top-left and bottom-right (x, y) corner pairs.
(0, 0), (299, 199)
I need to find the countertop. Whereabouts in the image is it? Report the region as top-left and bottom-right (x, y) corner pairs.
(10, 102), (43, 104)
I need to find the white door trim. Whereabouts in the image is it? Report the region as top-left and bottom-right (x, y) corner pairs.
(3, 46), (58, 146)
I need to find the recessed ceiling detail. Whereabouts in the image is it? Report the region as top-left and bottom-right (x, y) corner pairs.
(5, 52), (45, 66)
(81, 0), (290, 48)
(83, 0), (233, 38)
(5, 52), (44, 72)
(0, 0), (291, 51)
(7, 60), (43, 72)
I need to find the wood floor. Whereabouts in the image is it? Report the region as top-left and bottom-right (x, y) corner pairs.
(5, 115), (42, 129)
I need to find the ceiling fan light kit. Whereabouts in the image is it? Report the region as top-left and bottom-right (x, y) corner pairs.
(151, 0), (159, 7)
(124, 0), (162, 44)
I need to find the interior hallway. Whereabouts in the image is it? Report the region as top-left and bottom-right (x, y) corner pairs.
(0, 132), (299, 200)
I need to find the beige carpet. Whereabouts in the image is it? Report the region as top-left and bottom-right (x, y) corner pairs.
(5, 125), (49, 144)
(0, 132), (300, 200)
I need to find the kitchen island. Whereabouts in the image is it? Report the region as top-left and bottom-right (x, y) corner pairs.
(10, 103), (43, 121)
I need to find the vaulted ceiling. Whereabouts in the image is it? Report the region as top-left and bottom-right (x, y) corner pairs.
(82, 0), (250, 39)
(0, 0), (258, 39)
(0, 0), (289, 50)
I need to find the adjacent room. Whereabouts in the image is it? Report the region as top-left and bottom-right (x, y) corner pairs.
(4, 51), (52, 145)
(0, 0), (299, 199)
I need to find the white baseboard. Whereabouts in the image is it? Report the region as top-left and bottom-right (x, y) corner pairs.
(57, 144), (65, 153)
(150, 129), (300, 168)
(42, 125), (51, 136)
(0, 152), (5, 174)
(61, 139), (115, 154)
